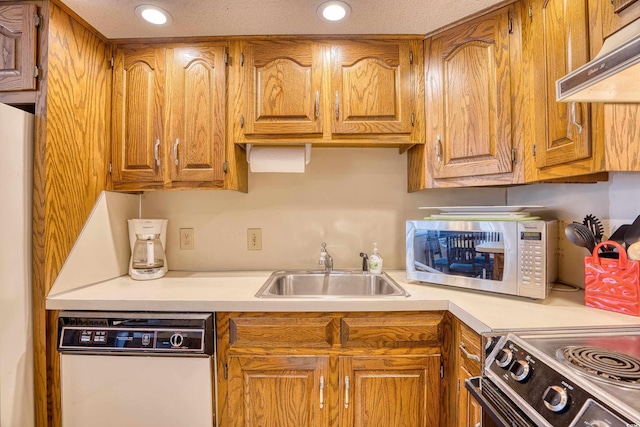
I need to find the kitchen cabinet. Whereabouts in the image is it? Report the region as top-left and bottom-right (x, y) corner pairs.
(111, 43), (229, 190)
(523, 0), (603, 182)
(453, 318), (482, 427)
(603, 0), (640, 38)
(0, 4), (39, 92)
(409, 4), (524, 190)
(217, 312), (443, 427)
(234, 37), (424, 147)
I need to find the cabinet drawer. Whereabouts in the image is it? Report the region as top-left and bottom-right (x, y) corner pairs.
(458, 323), (482, 375)
(229, 317), (336, 348)
(341, 314), (442, 348)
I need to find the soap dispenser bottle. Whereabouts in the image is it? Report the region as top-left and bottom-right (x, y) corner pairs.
(368, 243), (383, 274)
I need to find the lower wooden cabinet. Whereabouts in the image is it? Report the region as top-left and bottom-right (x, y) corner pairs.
(340, 355), (440, 427)
(228, 355), (329, 427)
(453, 318), (483, 427)
(217, 312), (444, 427)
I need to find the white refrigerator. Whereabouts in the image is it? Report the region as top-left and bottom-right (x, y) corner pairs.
(0, 102), (35, 427)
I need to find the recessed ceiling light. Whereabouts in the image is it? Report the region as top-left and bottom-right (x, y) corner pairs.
(317, 1), (351, 22)
(135, 4), (173, 26)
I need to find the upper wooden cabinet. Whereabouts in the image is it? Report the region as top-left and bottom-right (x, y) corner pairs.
(330, 40), (414, 135)
(0, 4), (39, 92)
(603, 0), (640, 38)
(242, 40), (323, 136)
(111, 46), (166, 186)
(526, 0), (592, 175)
(111, 43), (229, 190)
(234, 37), (424, 146)
(409, 4), (523, 190)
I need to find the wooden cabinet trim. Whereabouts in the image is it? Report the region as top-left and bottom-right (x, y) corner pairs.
(340, 314), (443, 348)
(229, 316), (337, 348)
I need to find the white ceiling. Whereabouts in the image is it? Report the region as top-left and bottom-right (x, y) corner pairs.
(60, 0), (505, 39)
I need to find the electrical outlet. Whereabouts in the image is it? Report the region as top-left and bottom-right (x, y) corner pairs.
(247, 228), (262, 250)
(180, 228), (194, 250)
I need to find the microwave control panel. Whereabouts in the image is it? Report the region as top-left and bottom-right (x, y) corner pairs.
(517, 221), (558, 298)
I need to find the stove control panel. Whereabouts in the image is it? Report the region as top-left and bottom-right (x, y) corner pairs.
(486, 337), (636, 427)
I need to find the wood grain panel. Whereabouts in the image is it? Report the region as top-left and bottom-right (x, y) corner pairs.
(111, 45), (165, 184)
(230, 316), (337, 348)
(331, 40), (413, 134)
(168, 44), (226, 183)
(605, 104), (640, 170)
(0, 3), (38, 91)
(244, 39), (323, 135)
(427, 6), (514, 180)
(339, 355), (441, 427)
(228, 355), (329, 427)
(32, 4), (111, 426)
(341, 314), (442, 348)
(604, 0), (640, 37)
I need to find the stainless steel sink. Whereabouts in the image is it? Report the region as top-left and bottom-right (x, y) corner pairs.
(255, 270), (410, 298)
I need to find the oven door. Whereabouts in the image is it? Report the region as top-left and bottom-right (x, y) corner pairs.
(465, 377), (538, 427)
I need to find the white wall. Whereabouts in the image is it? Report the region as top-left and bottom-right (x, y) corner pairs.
(143, 149), (640, 287)
(507, 173), (640, 286)
(142, 148), (505, 271)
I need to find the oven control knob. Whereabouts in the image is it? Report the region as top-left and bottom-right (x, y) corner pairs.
(509, 360), (531, 382)
(495, 349), (513, 368)
(542, 385), (569, 413)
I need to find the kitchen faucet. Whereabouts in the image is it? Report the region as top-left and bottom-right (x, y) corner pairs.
(359, 252), (369, 272)
(318, 242), (333, 272)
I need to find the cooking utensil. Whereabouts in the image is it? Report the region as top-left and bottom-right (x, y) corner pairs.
(624, 215), (640, 246)
(628, 241), (640, 261)
(583, 214), (604, 243)
(608, 224), (630, 247)
(565, 222), (597, 253)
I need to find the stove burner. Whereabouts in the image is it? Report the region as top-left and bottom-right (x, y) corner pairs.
(558, 345), (640, 388)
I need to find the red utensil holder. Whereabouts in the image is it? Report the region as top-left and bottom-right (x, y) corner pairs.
(584, 241), (640, 316)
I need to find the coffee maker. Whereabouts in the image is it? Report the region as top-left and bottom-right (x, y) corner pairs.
(128, 219), (168, 280)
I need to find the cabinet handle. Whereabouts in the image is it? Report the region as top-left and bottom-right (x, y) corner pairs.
(154, 139), (160, 167)
(571, 102), (583, 135)
(459, 342), (481, 362)
(435, 134), (442, 162)
(344, 375), (350, 409)
(315, 91), (320, 118)
(319, 375), (324, 409)
(335, 91), (340, 119)
(173, 138), (180, 166)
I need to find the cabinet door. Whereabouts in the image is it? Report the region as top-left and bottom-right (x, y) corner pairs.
(331, 40), (413, 135)
(457, 365), (482, 427)
(168, 45), (226, 183)
(426, 6), (514, 179)
(0, 4), (38, 91)
(243, 40), (323, 135)
(339, 355), (440, 427)
(228, 355), (329, 427)
(604, 0), (640, 38)
(111, 47), (165, 184)
(530, 0), (591, 169)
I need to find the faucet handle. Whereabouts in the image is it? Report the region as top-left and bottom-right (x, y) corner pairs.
(359, 252), (369, 272)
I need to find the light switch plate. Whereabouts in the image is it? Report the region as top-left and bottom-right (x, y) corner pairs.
(247, 228), (262, 250)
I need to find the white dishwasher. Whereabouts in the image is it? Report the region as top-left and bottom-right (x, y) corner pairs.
(57, 312), (216, 427)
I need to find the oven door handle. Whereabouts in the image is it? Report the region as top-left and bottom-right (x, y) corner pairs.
(464, 376), (538, 427)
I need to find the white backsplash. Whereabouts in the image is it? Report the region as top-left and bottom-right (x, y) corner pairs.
(142, 149), (640, 288)
(508, 173), (640, 286)
(142, 148), (505, 271)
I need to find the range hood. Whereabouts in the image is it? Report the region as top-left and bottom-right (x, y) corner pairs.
(556, 18), (640, 102)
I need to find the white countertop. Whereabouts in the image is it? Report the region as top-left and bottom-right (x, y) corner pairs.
(46, 270), (640, 334)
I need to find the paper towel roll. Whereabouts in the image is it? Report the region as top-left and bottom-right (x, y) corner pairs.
(248, 146), (307, 173)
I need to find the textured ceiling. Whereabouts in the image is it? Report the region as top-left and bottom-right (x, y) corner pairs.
(60, 0), (505, 39)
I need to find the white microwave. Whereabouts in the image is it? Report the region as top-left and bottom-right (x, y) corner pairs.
(406, 220), (558, 299)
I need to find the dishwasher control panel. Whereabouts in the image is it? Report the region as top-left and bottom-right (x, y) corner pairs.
(57, 312), (214, 355)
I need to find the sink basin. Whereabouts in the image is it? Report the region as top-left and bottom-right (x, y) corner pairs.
(255, 270), (410, 298)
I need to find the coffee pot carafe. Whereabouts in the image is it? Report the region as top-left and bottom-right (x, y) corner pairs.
(128, 219), (168, 280)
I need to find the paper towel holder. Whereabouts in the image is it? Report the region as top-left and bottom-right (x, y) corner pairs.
(245, 143), (312, 166)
